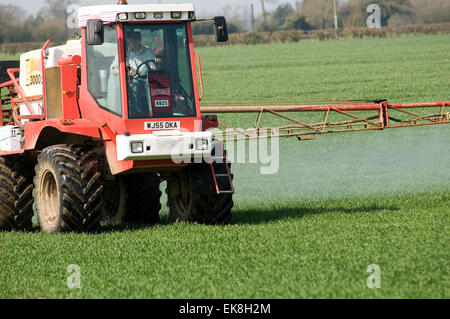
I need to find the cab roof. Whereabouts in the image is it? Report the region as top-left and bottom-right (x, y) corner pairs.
(78, 3), (195, 27)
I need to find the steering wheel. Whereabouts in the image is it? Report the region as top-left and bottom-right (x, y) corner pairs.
(133, 59), (157, 79)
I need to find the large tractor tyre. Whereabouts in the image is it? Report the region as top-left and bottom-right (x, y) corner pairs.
(122, 174), (162, 224)
(33, 145), (103, 233)
(167, 162), (233, 225)
(101, 174), (161, 225)
(0, 155), (35, 231)
(101, 176), (127, 224)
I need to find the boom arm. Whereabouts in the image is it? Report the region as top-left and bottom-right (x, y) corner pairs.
(200, 100), (450, 141)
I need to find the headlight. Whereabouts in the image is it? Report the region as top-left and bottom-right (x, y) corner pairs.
(131, 141), (144, 153)
(195, 138), (209, 151)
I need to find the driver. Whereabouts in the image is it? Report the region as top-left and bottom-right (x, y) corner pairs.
(126, 31), (161, 78)
(127, 31), (163, 118)
(110, 31), (161, 118)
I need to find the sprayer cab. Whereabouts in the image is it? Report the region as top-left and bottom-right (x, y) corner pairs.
(75, 3), (228, 163)
(81, 3), (198, 119)
(80, 3), (227, 121)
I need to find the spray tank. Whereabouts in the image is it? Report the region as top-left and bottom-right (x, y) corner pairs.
(17, 39), (81, 123)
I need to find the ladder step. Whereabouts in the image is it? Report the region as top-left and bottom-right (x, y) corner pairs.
(209, 161), (235, 195)
(209, 159), (230, 163)
(217, 190), (234, 194)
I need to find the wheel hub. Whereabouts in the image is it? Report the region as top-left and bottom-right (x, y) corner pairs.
(40, 169), (59, 226)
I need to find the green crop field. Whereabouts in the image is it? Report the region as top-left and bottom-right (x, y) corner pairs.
(0, 54), (20, 61)
(0, 34), (449, 299)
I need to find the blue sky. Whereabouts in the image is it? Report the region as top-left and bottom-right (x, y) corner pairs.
(0, 0), (301, 17)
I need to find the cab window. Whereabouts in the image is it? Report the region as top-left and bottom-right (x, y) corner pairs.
(86, 24), (122, 116)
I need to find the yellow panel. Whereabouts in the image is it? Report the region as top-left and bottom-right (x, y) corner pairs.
(45, 68), (62, 119)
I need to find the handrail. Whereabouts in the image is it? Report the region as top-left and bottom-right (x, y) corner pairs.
(40, 40), (51, 119)
(194, 52), (204, 101)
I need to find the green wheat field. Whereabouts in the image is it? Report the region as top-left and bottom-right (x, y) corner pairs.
(0, 34), (449, 298)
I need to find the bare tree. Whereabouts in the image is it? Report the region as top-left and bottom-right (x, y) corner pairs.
(34, 0), (80, 43)
(273, 3), (295, 27)
(0, 5), (31, 43)
(300, 0), (336, 29)
(409, 0), (450, 24)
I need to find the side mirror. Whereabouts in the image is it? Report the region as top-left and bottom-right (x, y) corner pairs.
(214, 16), (228, 43)
(86, 19), (104, 45)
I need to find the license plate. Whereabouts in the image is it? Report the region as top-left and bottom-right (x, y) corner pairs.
(145, 121), (180, 130)
(155, 99), (169, 107)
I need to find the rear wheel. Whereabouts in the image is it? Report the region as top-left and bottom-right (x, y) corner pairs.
(167, 162), (233, 225)
(122, 174), (161, 224)
(33, 145), (103, 233)
(102, 176), (127, 224)
(102, 174), (161, 224)
(0, 155), (34, 231)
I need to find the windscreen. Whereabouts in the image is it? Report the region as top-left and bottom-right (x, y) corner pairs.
(124, 23), (196, 119)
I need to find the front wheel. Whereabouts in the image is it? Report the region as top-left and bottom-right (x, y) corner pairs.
(166, 162), (233, 225)
(33, 145), (103, 233)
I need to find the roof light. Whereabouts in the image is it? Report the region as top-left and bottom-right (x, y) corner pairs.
(171, 12), (182, 19)
(135, 12), (146, 19)
(118, 12), (128, 21)
(118, 0), (128, 5)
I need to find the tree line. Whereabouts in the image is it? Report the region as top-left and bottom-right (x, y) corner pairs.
(0, 0), (75, 45)
(194, 0), (450, 34)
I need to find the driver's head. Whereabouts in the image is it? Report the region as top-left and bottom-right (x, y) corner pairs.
(127, 31), (141, 53)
